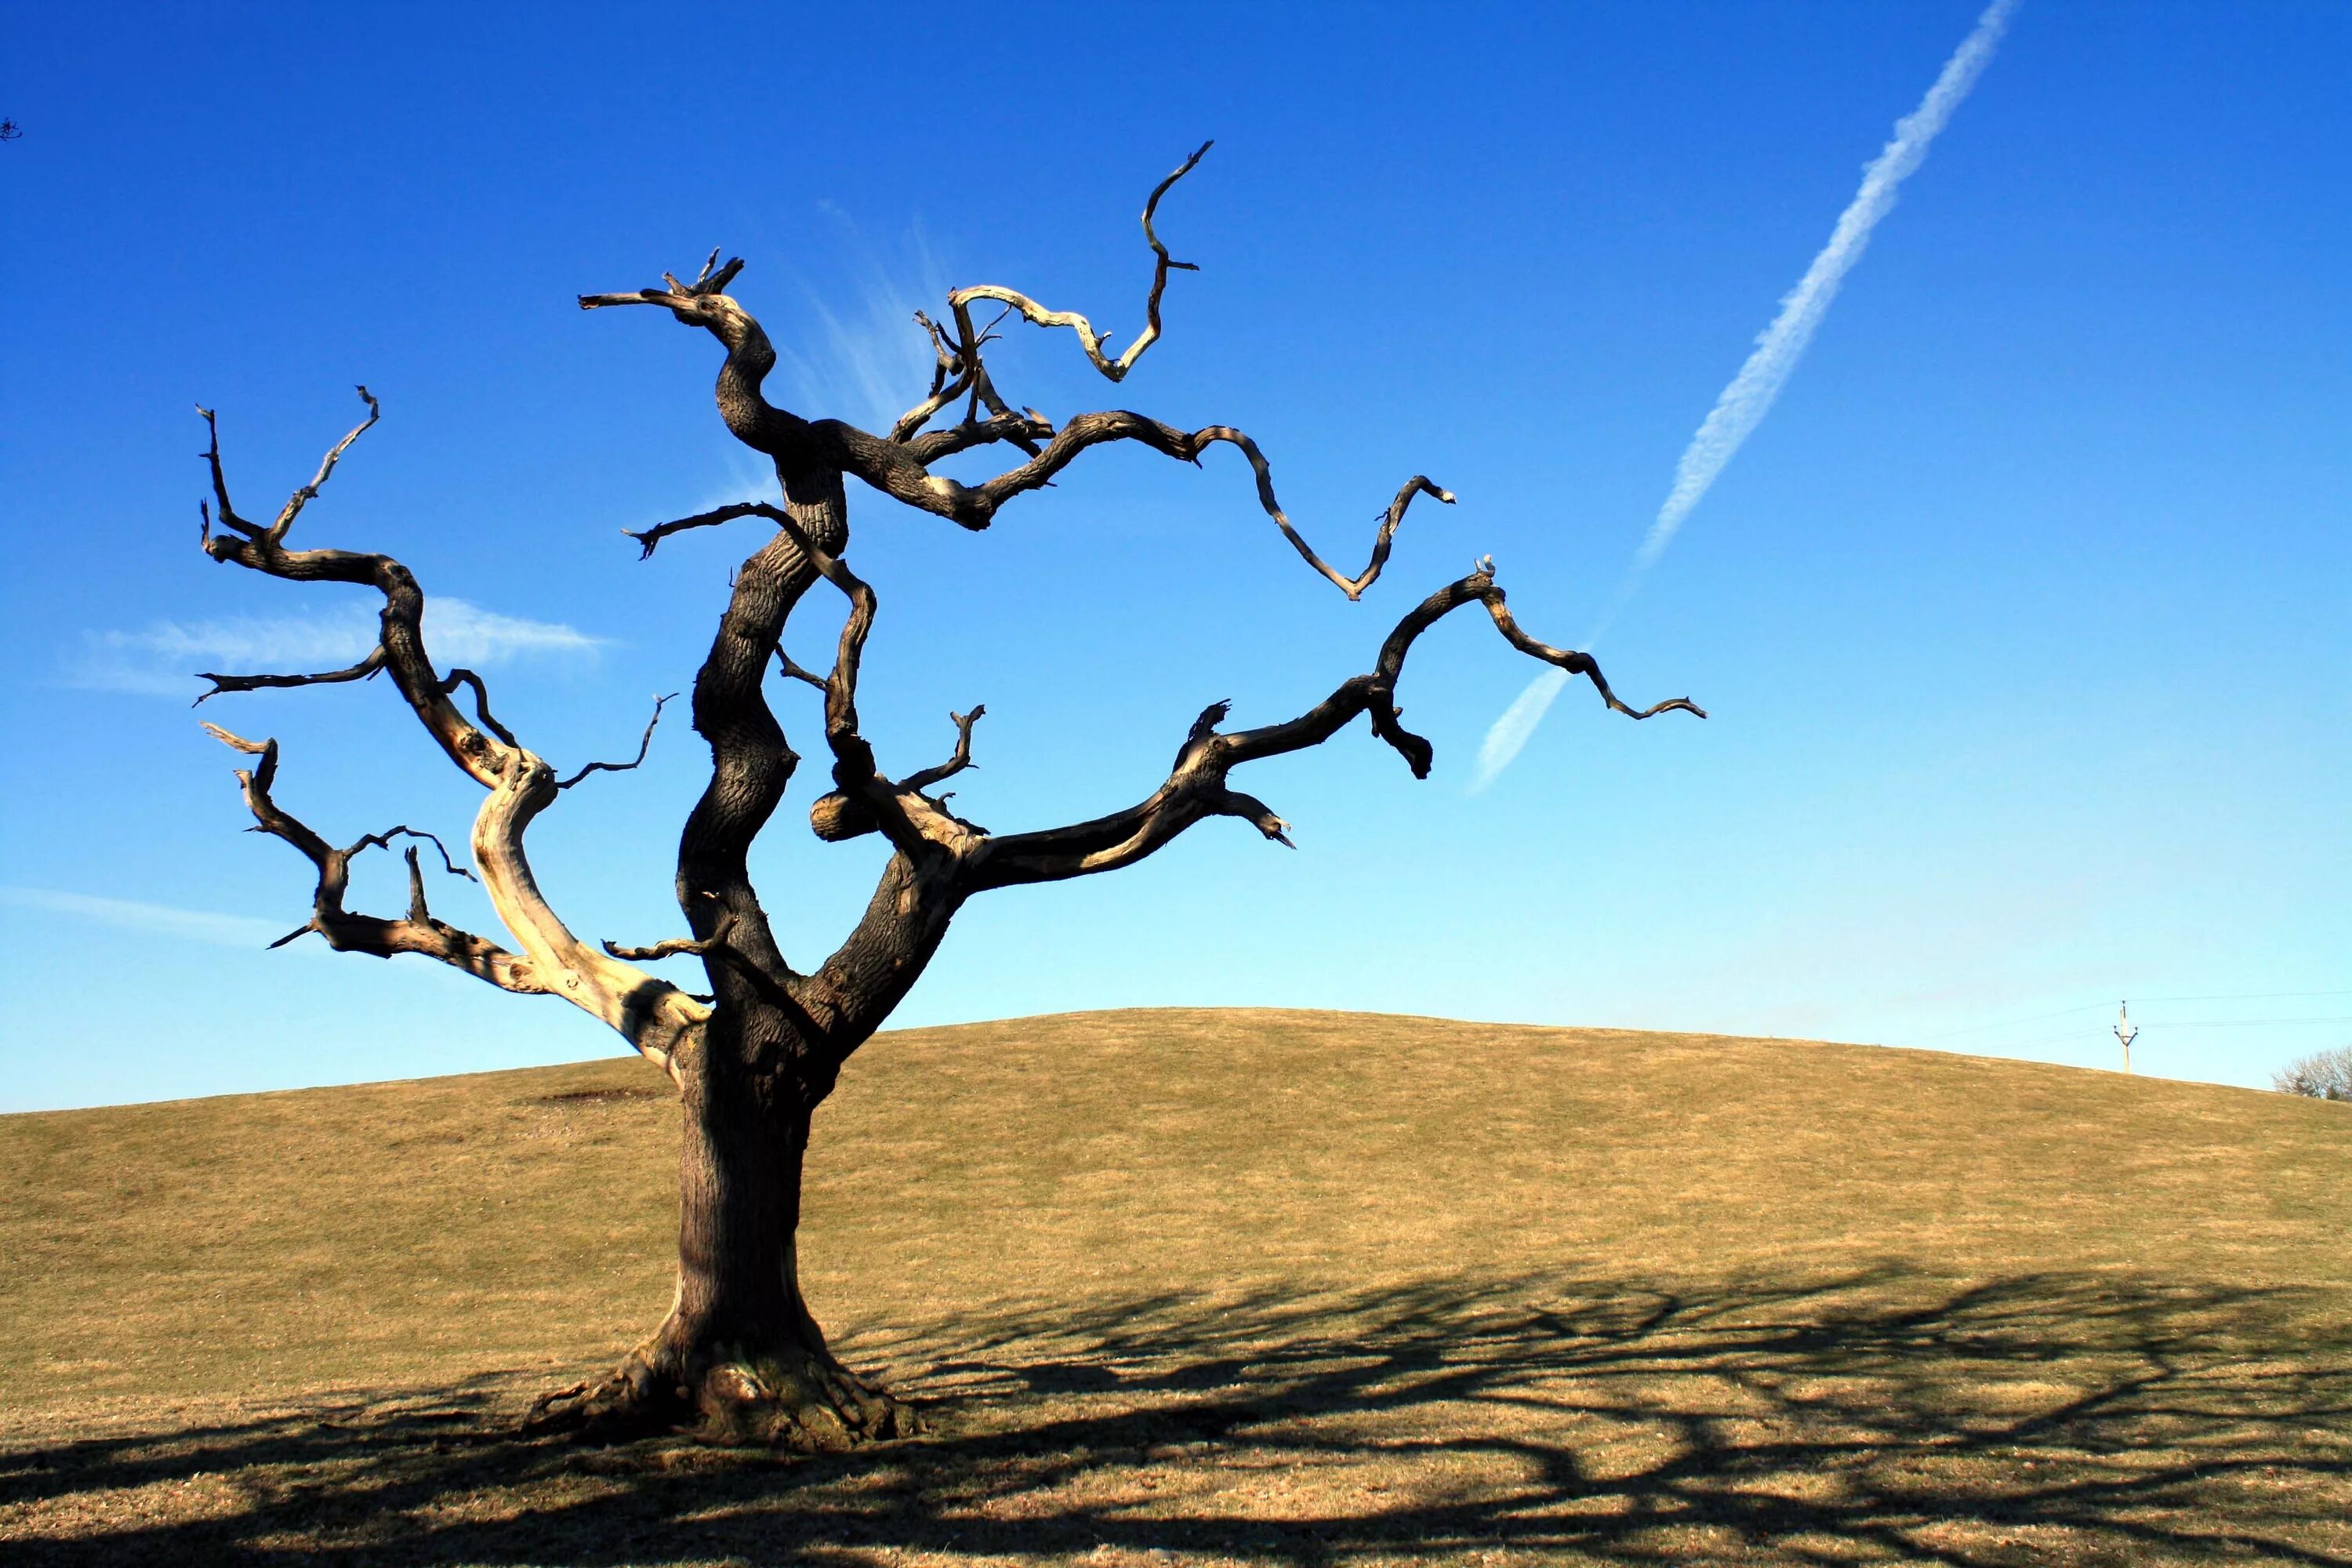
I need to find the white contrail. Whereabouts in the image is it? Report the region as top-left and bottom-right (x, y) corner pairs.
(1473, 0), (2018, 790)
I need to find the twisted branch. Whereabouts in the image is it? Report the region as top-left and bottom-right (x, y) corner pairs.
(437, 668), (520, 749)
(966, 560), (1702, 890)
(557, 692), (678, 789)
(582, 154), (1444, 602)
(1196, 437), (1452, 600)
(951, 414), (1455, 598)
(902, 706), (985, 794)
(201, 723), (541, 988)
(948, 141), (1210, 385)
(192, 396), (703, 1081)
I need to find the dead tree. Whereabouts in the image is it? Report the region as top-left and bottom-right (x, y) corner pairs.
(193, 146), (1703, 1448)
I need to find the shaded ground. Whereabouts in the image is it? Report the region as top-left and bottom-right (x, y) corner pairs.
(3, 1010), (2347, 1563)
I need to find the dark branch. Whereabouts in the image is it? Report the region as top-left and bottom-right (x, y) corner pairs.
(967, 417), (1456, 597)
(768, 517), (924, 853)
(773, 647), (828, 689)
(194, 645), (387, 706)
(267, 386), (379, 544)
(437, 669), (520, 749)
(899, 407), (1055, 465)
(201, 724), (542, 993)
(580, 245), (747, 314)
(623, 501), (790, 560)
(346, 823), (475, 881)
(604, 911), (797, 1013)
(196, 395), (513, 786)
(197, 406), (256, 539)
(767, 517), (981, 860)
(887, 310), (973, 444)
(967, 561), (1701, 891)
(557, 692), (678, 789)
(822, 406), (1458, 601)
(902, 706), (985, 795)
(1475, 593), (1709, 724)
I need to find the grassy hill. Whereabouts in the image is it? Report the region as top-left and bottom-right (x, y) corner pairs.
(2, 1009), (2347, 1564)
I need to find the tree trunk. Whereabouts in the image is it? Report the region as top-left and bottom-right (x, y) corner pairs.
(527, 1011), (916, 1448)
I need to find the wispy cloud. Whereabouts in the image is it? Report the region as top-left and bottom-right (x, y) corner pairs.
(776, 212), (954, 436)
(68, 597), (604, 698)
(1474, 0), (2019, 790)
(0, 886), (294, 948)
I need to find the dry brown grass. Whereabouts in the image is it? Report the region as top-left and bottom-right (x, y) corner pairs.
(2, 1007), (2347, 1565)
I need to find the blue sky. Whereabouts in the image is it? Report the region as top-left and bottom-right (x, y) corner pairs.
(3, 2), (2345, 1111)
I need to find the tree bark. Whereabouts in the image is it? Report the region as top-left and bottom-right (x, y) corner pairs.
(528, 1007), (916, 1446)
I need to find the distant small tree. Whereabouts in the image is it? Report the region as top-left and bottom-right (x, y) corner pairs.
(2273, 1046), (2352, 1102)
(188, 147), (1704, 1447)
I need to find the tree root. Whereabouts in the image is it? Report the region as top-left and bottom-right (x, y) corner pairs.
(522, 1334), (921, 1450)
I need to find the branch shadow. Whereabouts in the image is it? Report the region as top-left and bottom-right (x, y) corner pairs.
(4, 1266), (2347, 1564)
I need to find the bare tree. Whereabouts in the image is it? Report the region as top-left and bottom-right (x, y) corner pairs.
(192, 147), (1704, 1448)
(2273, 1046), (2352, 1102)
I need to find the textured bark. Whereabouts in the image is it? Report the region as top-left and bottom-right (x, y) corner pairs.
(192, 150), (1702, 1449)
(528, 1036), (916, 1446)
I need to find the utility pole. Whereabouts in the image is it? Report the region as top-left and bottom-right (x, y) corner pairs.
(2114, 1000), (2138, 1074)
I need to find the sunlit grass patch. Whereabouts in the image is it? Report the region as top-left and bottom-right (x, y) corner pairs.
(2, 1008), (2347, 1563)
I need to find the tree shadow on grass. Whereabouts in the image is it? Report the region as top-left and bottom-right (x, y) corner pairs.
(4, 1267), (2348, 1565)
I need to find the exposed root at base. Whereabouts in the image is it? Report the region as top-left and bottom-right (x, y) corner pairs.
(523, 1340), (921, 1450)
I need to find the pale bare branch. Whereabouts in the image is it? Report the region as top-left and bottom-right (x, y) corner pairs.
(202, 723), (542, 992)
(266, 386), (379, 544)
(947, 142), (1211, 385)
(193, 404), (707, 1082)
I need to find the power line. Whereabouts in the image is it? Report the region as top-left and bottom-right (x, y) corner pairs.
(1911, 990), (2352, 1044)
(1922, 1015), (2352, 1057)
(2122, 1016), (2352, 1030)
(2134, 989), (2352, 1004)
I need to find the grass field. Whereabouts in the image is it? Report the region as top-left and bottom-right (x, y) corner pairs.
(2, 1007), (2347, 1565)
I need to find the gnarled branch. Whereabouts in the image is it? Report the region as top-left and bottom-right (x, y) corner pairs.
(583, 154), (1446, 601)
(192, 397), (705, 1081)
(437, 669), (520, 750)
(201, 723), (540, 990)
(847, 406), (1456, 599)
(947, 141), (1210, 385)
(966, 561), (1703, 891)
(769, 517), (928, 858)
(902, 706), (985, 795)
